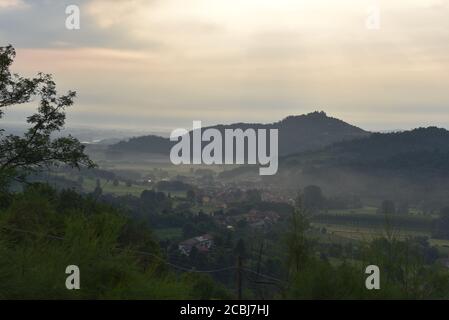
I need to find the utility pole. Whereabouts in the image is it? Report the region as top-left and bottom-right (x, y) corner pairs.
(255, 241), (265, 299)
(236, 255), (242, 300)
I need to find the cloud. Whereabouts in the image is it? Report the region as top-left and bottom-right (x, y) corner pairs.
(2, 0), (449, 131)
(0, 0), (162, 49)
(0, 0), (28, 10)
(86, 0), (155, 29)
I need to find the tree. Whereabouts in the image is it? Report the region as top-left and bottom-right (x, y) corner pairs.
(0, 45), (94, 188)
(303, 185), (325, 213)
(397, 201), (410, 215)
(93, 178), (102, 198)
(182, 222), (197, 239)
(186, 189), (196, 203)
(234, 238), (246, 259)
(140, 189), (170, 214)
(432, 207), (449, 239)
(380, 200), (396, 215)
(286, 193), (311, 274)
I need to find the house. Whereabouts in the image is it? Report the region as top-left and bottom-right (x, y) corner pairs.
(246, 210), (280, 224)
(249, 220), (266, 229)
(178, 234), (214, 256)
(245, 210), (280, 230)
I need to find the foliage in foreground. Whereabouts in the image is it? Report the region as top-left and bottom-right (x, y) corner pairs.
(0, 184), (230, 299)
(284, 194), (449, 299)
(0, 44), (94, 191)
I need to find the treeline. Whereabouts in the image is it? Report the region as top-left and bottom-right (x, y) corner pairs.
(312, 213), (433, 232)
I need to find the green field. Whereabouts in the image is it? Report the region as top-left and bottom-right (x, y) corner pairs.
(312, 223), (429, 241)
(327, 206), (379, 215)
(153, 227), (183, 240)
(82, 177), (150, 196)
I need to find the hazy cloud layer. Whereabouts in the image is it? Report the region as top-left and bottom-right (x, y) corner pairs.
(1, 0), (449, 131)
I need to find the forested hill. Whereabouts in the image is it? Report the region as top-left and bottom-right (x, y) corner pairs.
(107, 111), (369, 156)
(108, 134), (172, 155)
(283, 127), (449, 174)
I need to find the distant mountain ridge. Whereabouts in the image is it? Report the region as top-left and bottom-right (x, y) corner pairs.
(108, 111), (370, 156)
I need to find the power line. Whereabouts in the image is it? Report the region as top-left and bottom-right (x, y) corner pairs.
(126, 248), (236, 274)
(242, 267), (284, 283)
(0, 225), (283, 282)
(1, 225), (65, 240)
(1, 225), (232, 273)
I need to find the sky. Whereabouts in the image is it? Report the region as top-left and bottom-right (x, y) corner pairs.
(1, 0), (449, 132)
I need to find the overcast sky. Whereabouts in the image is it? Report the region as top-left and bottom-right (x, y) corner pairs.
(1, 0), (449, 132)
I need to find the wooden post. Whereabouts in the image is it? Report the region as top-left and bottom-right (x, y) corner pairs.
(237, 255), (242, 300)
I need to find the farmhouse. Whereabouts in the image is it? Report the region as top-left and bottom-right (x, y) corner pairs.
(178, 234), (214, 255)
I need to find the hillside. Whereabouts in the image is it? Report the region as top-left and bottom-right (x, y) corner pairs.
(269, 127), (449, 205)
(108, 134), (172, 155)
(107, 111), (369, 156)
(283, 127), (449, 172)
(215, 127), (449, 206)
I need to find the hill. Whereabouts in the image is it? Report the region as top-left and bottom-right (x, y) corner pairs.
(270, 127), (449, 206)
(283, 127), (449, 172)
(107, 111), (369, 156)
